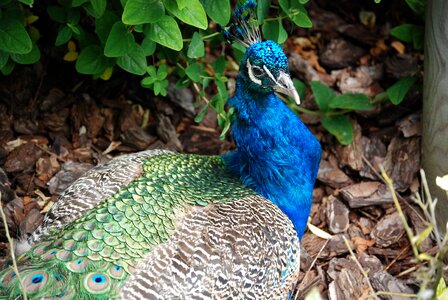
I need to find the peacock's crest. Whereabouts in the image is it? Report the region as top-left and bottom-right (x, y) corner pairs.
(218, 0), (261, 47)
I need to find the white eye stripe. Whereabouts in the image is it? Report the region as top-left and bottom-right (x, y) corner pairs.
(262, 65), (280, 86)
(246, 60), (262, 85)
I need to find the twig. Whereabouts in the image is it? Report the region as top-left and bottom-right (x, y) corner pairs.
(342, 236), (380, 300)
(396, 265), (420, 278)
(30, 68), (46, 107)
(381, 167), (419, 258)
(33, 143), (67, 163)
(420, 169), (442, 245)
(361, 155), (425, 224)
(384, 245), (410, 271)
(296, 238), (330, 298)
(0, 192), (28, 300)
(376, 291), (418, 298)
(191, 82), (228, 121)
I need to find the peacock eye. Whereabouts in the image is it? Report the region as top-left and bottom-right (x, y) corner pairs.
(251, 66), (264, 77)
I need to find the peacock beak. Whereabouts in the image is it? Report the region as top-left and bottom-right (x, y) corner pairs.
(273, 71), (301, 105)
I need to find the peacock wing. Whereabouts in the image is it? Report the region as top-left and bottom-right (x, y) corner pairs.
(120, 195), (301, 300)
(28, 150), (172, 245)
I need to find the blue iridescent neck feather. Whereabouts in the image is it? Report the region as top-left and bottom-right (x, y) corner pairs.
(222, 41), (322, 239)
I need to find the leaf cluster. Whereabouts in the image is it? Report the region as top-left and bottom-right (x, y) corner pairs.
(0, 0), (316, 138)
(1, 0), (423, 145)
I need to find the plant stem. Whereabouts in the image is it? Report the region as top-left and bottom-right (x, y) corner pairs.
(183, 32), (220, 42)
(0, 192), (28, 300)
(342, 236), (380, 300)
(381, 168), (419, 258)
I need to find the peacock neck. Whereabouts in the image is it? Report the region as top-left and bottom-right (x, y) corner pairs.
(222, 76), (322, 239)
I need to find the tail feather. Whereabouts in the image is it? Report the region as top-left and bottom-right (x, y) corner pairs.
(0, 243), (129, 299)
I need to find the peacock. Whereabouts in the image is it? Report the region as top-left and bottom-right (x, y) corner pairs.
(0, 1), (321, 299)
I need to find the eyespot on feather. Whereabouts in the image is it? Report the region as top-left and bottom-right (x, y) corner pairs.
(1, 270), (16, 286)
(42, 248), (58, 260)
(23, 271), (49, 293)
(83, 273), (111, 294)
(108, 265), (125, 279)
(56, 249), (72, 261)
(32, 242), (50, 256)
(66, 258), (88, 272)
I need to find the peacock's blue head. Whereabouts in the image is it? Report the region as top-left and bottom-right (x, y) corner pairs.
(238, 40), (300, 105)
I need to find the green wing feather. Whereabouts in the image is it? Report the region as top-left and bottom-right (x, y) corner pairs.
(0, 153), (256, 299)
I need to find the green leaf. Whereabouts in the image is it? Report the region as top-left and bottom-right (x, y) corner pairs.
(122, 0), (165, 25)
(185, 62), (202, 82)
(72, 0), (89, 6)
(141, 37), (156, 56)
(147, 16), (183, 51)
(146, 65), (157, 77)
(437, 278), (447, 299)
(405, 0), (425, 15)
(412, 224), (433, 247)
(232, 42), (246, 63)
(141, 76), (156, 86)
(11, 42), (40, 64)
(219, 117), (231, 140)
(104, 21), (134, 57)
(157, 64), (167, 80)
(117, 43), (147, 75)
(212, 56), (226, 74)
(310, 81), (335, 112)
(159, 80), (168, 96)
(386, 76), (417, 105)
(0, 18), (32, 54)
(291, 11), (312, 28)
(322, 115), (354, 145)
(411, 25), (424, 50)
(71, 0), (89, 7)
(0, 51), (9, 69)
(257, 0), (270, 23)
(0, 59), (15, 76)
(89, 0), (107, 18)
(67, 23), (81, 35)
(278, 0), (290, 12)
(390, 24), (420, 43)
(194, 104), (209, 123)
(151, 79), (169, 96)
(262, 20), (288, 44)
(164, 0), (207, 30)
(330, 94), (373, 111)
(76, 45), (108, 74)
(154, 81), (161, 95)
(95, 10), (119, 44)
(279, 0), (312, 28)
(47, 6), (67, 23)
(177, 0), (188, 9)
(293, 78), (306, 102)
(200, 0), (230, 26)
(18, 0), (33, 5)
(55, 25), (73, 46)
(187, 32), (205, 58)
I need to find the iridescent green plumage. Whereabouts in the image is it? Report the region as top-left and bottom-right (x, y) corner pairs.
(0, 154), (257, 299)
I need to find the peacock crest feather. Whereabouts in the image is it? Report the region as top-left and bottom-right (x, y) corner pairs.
(218, 0), (261, 47)
(0, 1), (321, 299)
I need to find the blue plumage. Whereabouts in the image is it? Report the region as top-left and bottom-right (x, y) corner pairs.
(218, 0), (261, 47)
(223, 40), (322, 238)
